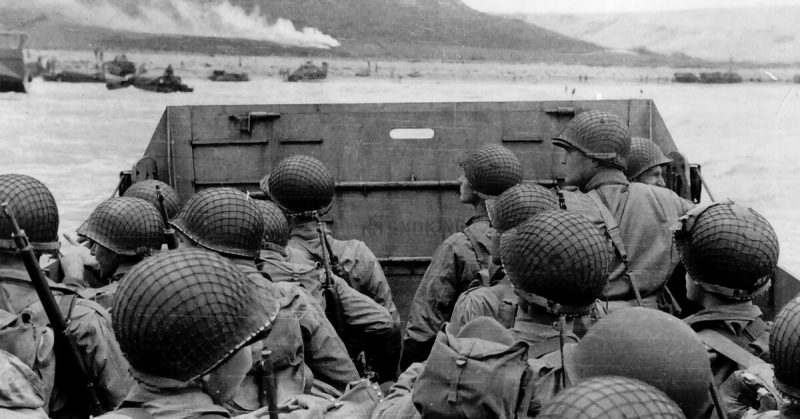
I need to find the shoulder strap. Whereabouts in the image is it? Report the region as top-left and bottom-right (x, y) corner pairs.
(58, 293), (78, 323)
(111, 407), (157, 419)
(463, 227), (489, 271)
(586, 190), (644, 306)
(697, 329), (768, 369)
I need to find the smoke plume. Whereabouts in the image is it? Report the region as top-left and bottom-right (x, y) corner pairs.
(21, 0), (340, 49)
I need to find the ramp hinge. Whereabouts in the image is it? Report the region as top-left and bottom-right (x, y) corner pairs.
(230, 112), (280, 134)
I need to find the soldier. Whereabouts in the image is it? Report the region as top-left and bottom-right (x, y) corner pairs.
(567, 307), (714, 418)
(167, 187), (359, 408)
(717, 296), (800, 419)
(553, 110), (694, 313)
(624, 136), (672, 187)
(254, 199), (401, 384)
(449, 183), (559, 331)
(265, 155), (399, 323)
(121, 179), (181, 219)
(97, 249), (280, 419)
(0, 308), (51, 419)
(402, 144), (522, 368)
(676, 203), (777, 388)
(0, 174), (133, 419)
(539, 376), (686, 419)
(501, 210), (611, 408)
(74, 196), (164, 309)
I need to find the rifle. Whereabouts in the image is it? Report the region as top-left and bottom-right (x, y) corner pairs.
(313, 211), (348, 343)
(321, 230), (352, 287)
(256, 349), (279, 419)
(155, 185), (179, 250)
(1, 203), (106, 415)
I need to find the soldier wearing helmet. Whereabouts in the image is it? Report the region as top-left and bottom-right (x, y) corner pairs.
(121, 179), (181, 219)
(566, 307), (715, 418)
(74, 197), (165, 310)
(449, 183), (558, 331)
(677, 203), (777, 390)
(96, 249), (279, 419)
(253, 199), (401, 384)
(553, 110), (693, 313)
(168, 187), (359, 407)
(625, 137), (672, 187)
(501, 210), (611, 407)
(402, 144), (523, 369)
(265, 155), (399, 323)
(539, 376), (686, 419)
(0, 174), (133, 419)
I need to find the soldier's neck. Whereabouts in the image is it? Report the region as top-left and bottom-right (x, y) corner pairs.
(699, 291), (752, 309)
(472, 200), (488, 217)
(0, 253), (26, 270)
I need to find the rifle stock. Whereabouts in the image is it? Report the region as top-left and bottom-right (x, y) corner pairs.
(257, 349), (279, 419)
(1, 203), (106, 415)
(155, 185), (179, 249)
(313, 211), (348, 343)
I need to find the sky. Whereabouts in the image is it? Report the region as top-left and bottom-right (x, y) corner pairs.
(461, 0), (800, 14)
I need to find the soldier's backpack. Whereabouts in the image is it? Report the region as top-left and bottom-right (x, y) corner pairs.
(412, 317), (533, 419)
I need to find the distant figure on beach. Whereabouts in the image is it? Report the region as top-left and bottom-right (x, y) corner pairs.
(572, 88), (576, 95)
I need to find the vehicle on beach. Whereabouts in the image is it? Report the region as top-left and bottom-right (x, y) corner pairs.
(287, 61), (328, 82)
(106, 74), (193, 93)
(115, 99), (799, 321)
(208, 70), (249, 82)
(0, 32), (29, 93)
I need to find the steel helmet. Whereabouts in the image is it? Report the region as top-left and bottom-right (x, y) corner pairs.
(491, 183), (559, 233)
(123, 179), (181, 219)
(624, 137), (672, 180)
(539, 376), (686, 419)
(459, 144), (523, 197)
(76, 197), (164, 256)
(500, 210), (610, 313)
(770, 296), (800, 401)
(0, 174), (59, 252)
(568, 307), (712, 418)
(253, 199), (290, 249)
(675, 202), (779, 300)
(170, 188), (264, 259)
(553, 110), (630, 170)
(266, 155), (335, 214)
(112, 248), (279, 382)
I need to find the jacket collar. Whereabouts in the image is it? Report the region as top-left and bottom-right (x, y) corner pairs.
(583, 169), (628, 192)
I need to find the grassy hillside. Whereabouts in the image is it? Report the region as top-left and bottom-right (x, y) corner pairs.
(0, 0), (711, 67)
(520, 6), (800, 65)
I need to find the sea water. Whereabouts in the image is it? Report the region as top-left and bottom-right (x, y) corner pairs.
(1, 76), (798, 272)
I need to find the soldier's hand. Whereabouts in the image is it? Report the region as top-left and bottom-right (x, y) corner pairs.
(59, 234), (98, 287)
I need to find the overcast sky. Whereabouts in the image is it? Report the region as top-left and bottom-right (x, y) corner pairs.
(461, 0), (800, 14)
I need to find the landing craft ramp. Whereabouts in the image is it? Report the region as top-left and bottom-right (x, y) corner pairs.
(128, 99), (799, 320)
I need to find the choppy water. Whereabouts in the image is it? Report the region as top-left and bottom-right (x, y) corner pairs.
(1, 76), (799, 272)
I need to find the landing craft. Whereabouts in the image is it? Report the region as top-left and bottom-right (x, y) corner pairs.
(114, 99), (799, 321)
(0, 32), (29, 93)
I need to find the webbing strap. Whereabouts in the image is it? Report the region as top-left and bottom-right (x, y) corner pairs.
(586, 190), (644, 307)
(697, 329), (766, 369)
(463, 228), (489, 286)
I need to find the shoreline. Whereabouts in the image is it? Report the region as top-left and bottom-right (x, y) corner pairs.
(28, 48), (800, 84)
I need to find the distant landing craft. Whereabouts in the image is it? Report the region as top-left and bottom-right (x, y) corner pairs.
(0, 32), (29, 93)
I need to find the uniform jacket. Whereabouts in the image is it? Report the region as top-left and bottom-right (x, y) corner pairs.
(401, 215), (492, 368)
(258, 250), (401, 382)
(0, 349), (49, 419)
(449, 276), (517, 332)
(96, 373), (231, 419)
(580, 170), (694, 302)
(228, 263), (359, 412)
(684, 303), (770, 387)
(371, 363), (424, 419)
(287, 221), (399, 322)
(0, 267), (134, 419)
